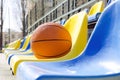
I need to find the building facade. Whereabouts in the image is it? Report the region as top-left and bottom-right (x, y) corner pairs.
(25, 0), (89, 34)
(25, 0), (107, 35)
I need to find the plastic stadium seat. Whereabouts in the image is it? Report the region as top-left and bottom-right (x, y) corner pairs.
(88, 1), (104, 16)
(10, 11), (88, 75)
(12, 40), (21, 50)
(5, 39), (21, 50)
(88, 1), (104, 38)
(88, 1), (104, 23)
(7, 42), (31, 65)
(4, 35), (30, 64)
(4, 39), (22, 57)
(4, 37), (26, 56)
(19, 34), (31, 52)
(16, 1), (120, 80)
(5, 34), (31, 57)
(6, 35), (32, 64)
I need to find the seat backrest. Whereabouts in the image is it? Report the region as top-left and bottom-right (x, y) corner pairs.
(84, 0), (120, 56)
(13, 39), (21, 50)
(20, 34), (32, 51)
(88, 1), (104, 16)
(7, 39), (20, 50)
(19, 38), (26, 49)
(63, 11), (88, 59)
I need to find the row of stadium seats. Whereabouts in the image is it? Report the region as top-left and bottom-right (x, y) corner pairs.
(60, 1), (104, 26)
(4, 1), (116, 80)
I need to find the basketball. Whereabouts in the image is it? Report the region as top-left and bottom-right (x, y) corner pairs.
(31, 22), (72, 59)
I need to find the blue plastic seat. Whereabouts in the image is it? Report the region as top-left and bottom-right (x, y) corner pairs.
(16, 1), (120, 80)
(88, 1), (104, 23)
(7, 34), (32, 65)
(7, 42), (31, 65)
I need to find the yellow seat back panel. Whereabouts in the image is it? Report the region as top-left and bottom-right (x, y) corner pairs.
(88, 1), (104, 16)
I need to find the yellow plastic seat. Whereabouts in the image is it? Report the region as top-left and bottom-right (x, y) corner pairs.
(4, 39), (21, 53)
(14, 40), (21, 50)
(10, 11), (88, 75)
(6, 39), (21, 50)
(5, 34), (32, 58)
(88, 1), (104, 16)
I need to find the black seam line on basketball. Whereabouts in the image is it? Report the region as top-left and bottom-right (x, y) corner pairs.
(32, 39), (71, 43)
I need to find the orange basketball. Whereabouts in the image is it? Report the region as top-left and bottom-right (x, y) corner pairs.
(31, 22), (72, 59)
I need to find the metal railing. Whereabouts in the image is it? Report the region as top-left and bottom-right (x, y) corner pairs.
(27, 0), (97, 34)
